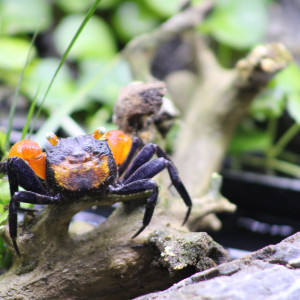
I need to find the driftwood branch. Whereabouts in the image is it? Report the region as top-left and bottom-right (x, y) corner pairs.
(173, 42), (292, 230)
(0, 1), (292, 299)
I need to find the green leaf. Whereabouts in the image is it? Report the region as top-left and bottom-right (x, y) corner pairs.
(200, 0), (268, 49)
(0, 130), (6, 157)
(0, 0), (52, 34)
(229, 123), (271, 154)
(287, 92), (300, 124)
(0, 37), (36, 72)
(78, 58), (132, 106)
(112, 2), (160, 42)
(98, 0), (121, 10)
(0, 179), (10, 206)
(56, 0), (95, 13)
(191, 0), (204, 4)
(53, 14), (117, 60)
(0, 211), (9, 226)
(272, 62), (300, 93)
(87, 107), (116, 133)
(56, 0), (120, 12)
(20, 203), (34, 209)
(250, 88), (286, 121)
(250, 63), (300, 122)
(22, 58), (76, 109)
(143, 0), (182, 18)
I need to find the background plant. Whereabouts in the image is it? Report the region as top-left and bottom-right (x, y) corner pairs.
(199, 0), (300, 177)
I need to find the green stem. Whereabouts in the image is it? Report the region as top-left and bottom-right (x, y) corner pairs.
(241, 155), (300, 178)
(267, 118), (277, 151)
(268, 123), (300, 159)
(266, 118), (278, 173)
(269, 158), (300, 178)
(278, 150), (299, 164)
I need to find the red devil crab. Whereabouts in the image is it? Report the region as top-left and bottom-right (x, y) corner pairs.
(0, 128), (192, 256)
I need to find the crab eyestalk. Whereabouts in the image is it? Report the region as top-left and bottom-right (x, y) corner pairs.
(46, 132), (59, 146)
(92, 127), (106, 140)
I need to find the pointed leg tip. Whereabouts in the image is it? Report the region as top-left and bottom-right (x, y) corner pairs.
(182, 206), (192, 226)
(131, 225), (146, 239)
(13, 240), (21, 257)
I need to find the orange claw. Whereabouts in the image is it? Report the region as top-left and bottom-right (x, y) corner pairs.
(9, 140), (46, 179)
(103, 130), (132, 166)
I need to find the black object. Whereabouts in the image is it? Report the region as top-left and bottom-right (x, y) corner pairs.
(209, 170), (300, 252)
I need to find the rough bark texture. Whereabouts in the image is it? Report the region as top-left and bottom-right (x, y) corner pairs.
(0, 200), (228, 300)
(135, 232), (300, 299)
(113, 81), (166, 138)
(0, 1), (293, 299)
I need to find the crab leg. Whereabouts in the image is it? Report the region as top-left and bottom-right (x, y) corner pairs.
(123, 150), (192, 224)
(6, 157), (58, 256)
(9, 192), (62, 256)
(108, 179), (159, 238)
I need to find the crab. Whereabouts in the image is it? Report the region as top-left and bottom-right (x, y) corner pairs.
(0, 128), (192, 256)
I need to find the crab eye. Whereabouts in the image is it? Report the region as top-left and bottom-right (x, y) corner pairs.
(46, 132), (59, 146)
(92, 127), (106, 140)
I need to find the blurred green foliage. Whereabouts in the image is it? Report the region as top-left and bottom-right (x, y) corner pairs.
(200, 0), (300, 174)
(0, 0), (184, 147)
(200, 0), (268, 50)
(230, 63), (300, 168)
(53, 14), (117, 60)
(251, 63), (300, 122)
(0, 0), (52, 34)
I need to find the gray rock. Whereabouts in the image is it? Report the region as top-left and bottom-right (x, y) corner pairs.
(136, 232), (300, 299)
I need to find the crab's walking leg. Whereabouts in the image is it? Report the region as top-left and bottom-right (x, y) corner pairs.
(6, 157), (61, 256)
(122, 144), (169, 181)
(108, 179), (159, 238)
(9, 192), (61, 256)
(122, 145), (192, 224)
